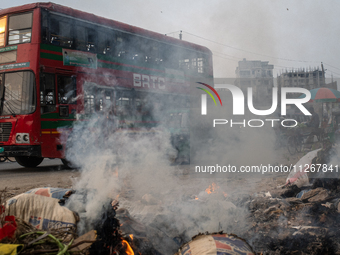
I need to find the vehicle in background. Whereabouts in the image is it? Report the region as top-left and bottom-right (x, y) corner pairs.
(0, 3), (213, 167)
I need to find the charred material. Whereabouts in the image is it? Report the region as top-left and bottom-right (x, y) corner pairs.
(245, 177), (340, 254)
(89, 203), (121, 255)
(267, 234), (337, 255)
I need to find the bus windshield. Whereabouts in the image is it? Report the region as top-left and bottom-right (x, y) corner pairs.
(0, 71), (36, 116)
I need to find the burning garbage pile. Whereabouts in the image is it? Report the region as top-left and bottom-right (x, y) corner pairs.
(115, 179), (251, 254)
(55, 120), (255, 254)
(2, 114), (339, 254)
(0, 182), (256, 255)
(2, 141), (340, 255)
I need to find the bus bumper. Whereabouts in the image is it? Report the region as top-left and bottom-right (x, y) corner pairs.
(0, 145), (41, 157)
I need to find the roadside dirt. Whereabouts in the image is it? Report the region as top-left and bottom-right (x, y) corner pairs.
(0, 142), (323, 201)
(0, 159), (80, 197)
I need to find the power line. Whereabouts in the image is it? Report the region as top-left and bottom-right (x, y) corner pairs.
(323, 63), (340, 72)
(182, 31), (319, 64)
(211, 51), (240, 62)
(212, 50), (315, 71)
(325, 68), (340, 77)
(179, 30), (340, 78)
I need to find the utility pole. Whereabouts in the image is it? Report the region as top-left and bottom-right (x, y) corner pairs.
(321, 62), (325, 77)
(179, 31), (182, 40)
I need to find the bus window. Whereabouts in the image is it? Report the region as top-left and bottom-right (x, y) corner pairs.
(116, 35), (132, 60)
(161, 44), (207, 74)
(75, 25), (86, 51)
(96, 97), (103, 112)
(0, 75), (2, 104)
(180, 51), (206, 74)
(41, 10), (48, 44)
(116, 90), (133, 117)
(179, 58), (190, 71)
(40, 73), (56, 113)
(0, 74), (3, 114)
(179, 50), (195, 71)
(95, 89), (106, 112)
(8, 12), (32, 45)
(142, 41), (160, 65)
(116, 34), (144, 61)
(86, 28), (97, 53)
(83, 84), (114, 115)
(75, 22), (97, 52)
(84, 87), (95, 114)
(192, 57), (205, 73)
(57, 76), (77, 104)
(98, 31), (113, 55)
(49, 14), (73, 48)
(0, 71), (36, 115)
(104, 90), (113, 111)
(161, 44), (179, 69)
(0, 16), (6, 47)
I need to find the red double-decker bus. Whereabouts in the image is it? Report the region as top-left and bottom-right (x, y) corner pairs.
(0, 2), (213, 167)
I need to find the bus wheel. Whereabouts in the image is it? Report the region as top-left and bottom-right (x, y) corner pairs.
(61, 159), (77, 169)
(15, 156), (44, 167)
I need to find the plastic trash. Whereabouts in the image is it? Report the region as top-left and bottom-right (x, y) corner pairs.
(0, 244), (23, 255)
(286, 149), (321, 187)
(296, 189), (312, 198)
(0, 216), (17, 241)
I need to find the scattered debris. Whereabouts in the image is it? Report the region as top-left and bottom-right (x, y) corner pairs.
(70, 230), (97, 252)
(300, 188), (331, 203)
(242, 144), (340, 254)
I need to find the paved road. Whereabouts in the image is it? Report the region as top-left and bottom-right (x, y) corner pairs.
(0, 158), (63, 171)
(0, 159), (80, 196)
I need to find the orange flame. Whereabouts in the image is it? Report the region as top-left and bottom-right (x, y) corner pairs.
(129, 234), (134, 240)
(122, 240), (134, 255)
(205, 183), (219, 194)
(114, 166), (119, 177)
(204, 183), (227, 197)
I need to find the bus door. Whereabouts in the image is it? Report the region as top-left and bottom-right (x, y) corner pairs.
(115, 89), (134, 129)
(40, 73), (77, 158)
(83, 83), (114, 115)
(97, 88), (115, 134)
(95, 88), (114, 114)
(83, 82), (115, 134)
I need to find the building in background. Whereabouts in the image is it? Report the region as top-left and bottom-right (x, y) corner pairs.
(277, 63), (337, 99)
(234, 58), (274, 105)
(277, 63), (339, 119)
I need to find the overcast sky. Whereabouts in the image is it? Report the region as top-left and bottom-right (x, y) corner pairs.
(3, 0), (340, 79)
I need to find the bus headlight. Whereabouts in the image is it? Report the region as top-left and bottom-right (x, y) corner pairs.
(23, 134), (29, 142)
(16, 134), (22, 143)
(16, 133), (29, 143)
